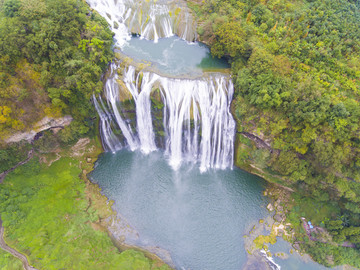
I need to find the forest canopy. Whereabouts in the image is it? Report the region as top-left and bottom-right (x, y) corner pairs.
(0, 0), (114, 141)
(189, 0), (360, 267)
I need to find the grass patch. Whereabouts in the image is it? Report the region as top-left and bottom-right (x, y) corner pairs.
(0, 156), (171, 270)
(289, 193), (341, 225)
(0, 249), (22, 270)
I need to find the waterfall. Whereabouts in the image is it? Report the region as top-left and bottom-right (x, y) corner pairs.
(159, 75), (235, 171)
(86, 0), (196, 46)
(93, 94), (123, 152)
(123, 67), (158, 154)
(95, 63), (236, 171)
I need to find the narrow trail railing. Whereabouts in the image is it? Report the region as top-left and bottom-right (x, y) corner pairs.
(0, 218), (38, 270)
(0, 149), (34, 183)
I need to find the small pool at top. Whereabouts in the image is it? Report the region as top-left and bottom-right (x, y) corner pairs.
(120, 35), (230, 76)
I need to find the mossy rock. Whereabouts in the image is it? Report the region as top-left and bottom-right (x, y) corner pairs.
(116, 79), (133, 102)
(150, 88), (164, 110)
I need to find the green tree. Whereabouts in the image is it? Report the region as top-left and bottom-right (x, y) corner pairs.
(3, 0), (20, 17)
(211, 21), (248, 58)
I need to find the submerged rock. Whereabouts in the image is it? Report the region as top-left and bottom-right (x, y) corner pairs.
(243, 250), (273, 270)
(267, 203), (274, 212)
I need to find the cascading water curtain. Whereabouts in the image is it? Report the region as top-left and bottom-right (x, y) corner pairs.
(94, 64), (236, 171)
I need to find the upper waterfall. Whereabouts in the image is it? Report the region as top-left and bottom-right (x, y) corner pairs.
(94, 63), (235, 171)
(86, 0), (196, 46)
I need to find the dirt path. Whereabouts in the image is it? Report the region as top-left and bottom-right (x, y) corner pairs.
(0, 149), (34, 183)
(0, 218), (38, 270)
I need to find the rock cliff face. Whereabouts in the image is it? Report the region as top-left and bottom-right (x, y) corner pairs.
(4, 116), (73, 144)
(234, 131), (292, 189)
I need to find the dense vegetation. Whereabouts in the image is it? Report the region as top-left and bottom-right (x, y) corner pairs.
(0, 140), (31, 172)
(0, 0), (114, 172)
(189, 0), (360, 267)
(0, 155), (170, 269)
(0, 0), (113, 141)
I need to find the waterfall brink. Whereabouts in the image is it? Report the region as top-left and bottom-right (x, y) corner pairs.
(95, 63), (236, 171)
(86, 0), (196, 46)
